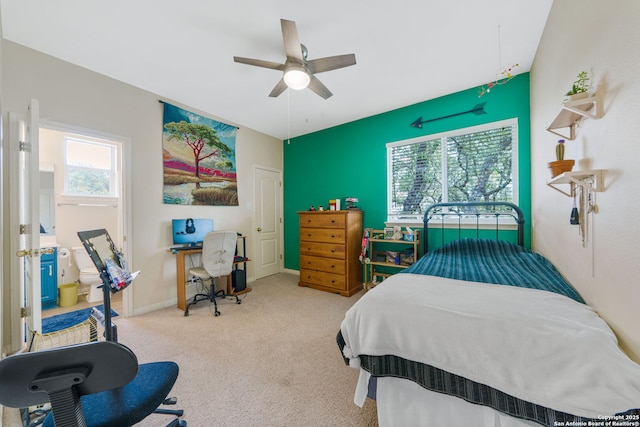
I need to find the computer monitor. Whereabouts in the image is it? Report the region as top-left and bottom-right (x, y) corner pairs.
(171, 218), (214, 247)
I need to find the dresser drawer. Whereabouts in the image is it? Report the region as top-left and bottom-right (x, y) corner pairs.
(300, 255), (346, 275)
(300, 242), (345, 259)
(300, 269), (345, 291)
(300, 228), (345, 244)
(299, 213), (346, 228)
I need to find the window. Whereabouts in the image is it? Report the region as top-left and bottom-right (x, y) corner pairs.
(387, 119), (518, 222)
(64, 138), (118, 197)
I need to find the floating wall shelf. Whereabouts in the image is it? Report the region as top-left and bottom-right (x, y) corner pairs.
(546, 94), (601, 140)
(546, 170), (604, 197)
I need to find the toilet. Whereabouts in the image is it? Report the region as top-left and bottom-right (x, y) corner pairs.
(72, 246), (103, 303)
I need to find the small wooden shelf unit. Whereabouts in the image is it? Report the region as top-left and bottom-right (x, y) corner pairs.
(364, 228), (421, 291)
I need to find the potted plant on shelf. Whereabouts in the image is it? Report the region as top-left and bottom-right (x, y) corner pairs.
(565, 71), (591, 102)
(548, 139), (575, 178)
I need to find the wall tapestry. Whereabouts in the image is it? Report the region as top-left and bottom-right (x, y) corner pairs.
(162, 102), (238, 206)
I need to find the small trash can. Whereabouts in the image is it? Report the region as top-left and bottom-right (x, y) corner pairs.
(58, 282), (79, 307)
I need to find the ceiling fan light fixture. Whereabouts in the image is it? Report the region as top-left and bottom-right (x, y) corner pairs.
(283, 66), (310, 90)
(233, 19), (355, 99)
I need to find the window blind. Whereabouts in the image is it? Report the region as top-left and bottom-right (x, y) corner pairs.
(387, 119), (517, 221)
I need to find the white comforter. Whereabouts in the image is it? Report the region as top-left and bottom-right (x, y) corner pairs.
(340, 273), (640, 419)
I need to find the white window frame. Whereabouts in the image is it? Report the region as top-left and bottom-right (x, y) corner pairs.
(63, 137), (119, 199)
(386, 118), (518, 225)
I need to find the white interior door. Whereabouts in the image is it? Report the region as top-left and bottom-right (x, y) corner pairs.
(253, 166), (282, 279)
(11, 99), (42, 343)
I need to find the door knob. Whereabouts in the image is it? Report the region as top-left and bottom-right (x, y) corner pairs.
(16, 247), (54, 257)
(16, 249), (32, 257)
(257, 227), (262, 232)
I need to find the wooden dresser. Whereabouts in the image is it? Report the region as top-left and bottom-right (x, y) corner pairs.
(298, 210), (363, 297)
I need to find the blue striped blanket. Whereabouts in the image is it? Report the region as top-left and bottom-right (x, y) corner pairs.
(401, 238), (584, 303)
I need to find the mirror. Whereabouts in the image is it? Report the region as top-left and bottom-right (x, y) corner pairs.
(39, 166), (55, 235)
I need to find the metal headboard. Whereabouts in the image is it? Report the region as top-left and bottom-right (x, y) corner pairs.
(423, 202), (525, 253)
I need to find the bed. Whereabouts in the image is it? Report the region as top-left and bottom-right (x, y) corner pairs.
(337, 202), (640, 426)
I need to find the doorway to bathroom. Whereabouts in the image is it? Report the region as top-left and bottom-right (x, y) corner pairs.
(38, 122), (128, 320)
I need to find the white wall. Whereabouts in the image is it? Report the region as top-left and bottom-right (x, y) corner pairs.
(530, 0), (640, 361)
(2, 41), (282, 317)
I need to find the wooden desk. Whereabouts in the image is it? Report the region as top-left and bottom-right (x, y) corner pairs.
(171, 236), (250, 311)
(173, 248), (201, 311)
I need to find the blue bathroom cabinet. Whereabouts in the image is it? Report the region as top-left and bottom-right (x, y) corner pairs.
(41, 248), (58, 309)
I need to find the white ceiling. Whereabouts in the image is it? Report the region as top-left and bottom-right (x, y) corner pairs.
(0, 0), (553, 140)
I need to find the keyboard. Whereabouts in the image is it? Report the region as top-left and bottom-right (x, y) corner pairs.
(170, 245), (202, 252)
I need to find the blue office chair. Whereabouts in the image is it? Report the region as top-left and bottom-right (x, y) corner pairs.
(185, 230), (240, 316)
(0, 341), (186, 427)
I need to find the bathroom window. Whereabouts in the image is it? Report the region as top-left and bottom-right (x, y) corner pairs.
(64, 138), (118, 197)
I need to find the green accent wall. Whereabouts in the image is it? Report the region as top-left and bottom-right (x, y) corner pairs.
(284, 73), (531, 270)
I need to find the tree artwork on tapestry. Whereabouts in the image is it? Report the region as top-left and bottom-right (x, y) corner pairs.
(162, 103), (239, 206)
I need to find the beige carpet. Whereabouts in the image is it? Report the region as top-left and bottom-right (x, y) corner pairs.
(4, 273), (377, 426)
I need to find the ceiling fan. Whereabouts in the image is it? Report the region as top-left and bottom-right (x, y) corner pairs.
(233, 19), (356, 99)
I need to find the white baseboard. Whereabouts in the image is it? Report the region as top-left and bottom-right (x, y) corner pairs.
(131, 300), (176, 317)
(131, 275), (259, 317)
(283, 268), (300, 276)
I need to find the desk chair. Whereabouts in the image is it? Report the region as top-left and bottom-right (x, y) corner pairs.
(185, 230), (240, 316)
(0, 341), (186, 427)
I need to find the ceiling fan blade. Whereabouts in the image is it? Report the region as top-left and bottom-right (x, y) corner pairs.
(308, 75), (333, 99)
(233, 56), (285, 71)
(281, 19), (304, 61)
(307, 54), (356, 74)
(268, 78), (288, 98)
